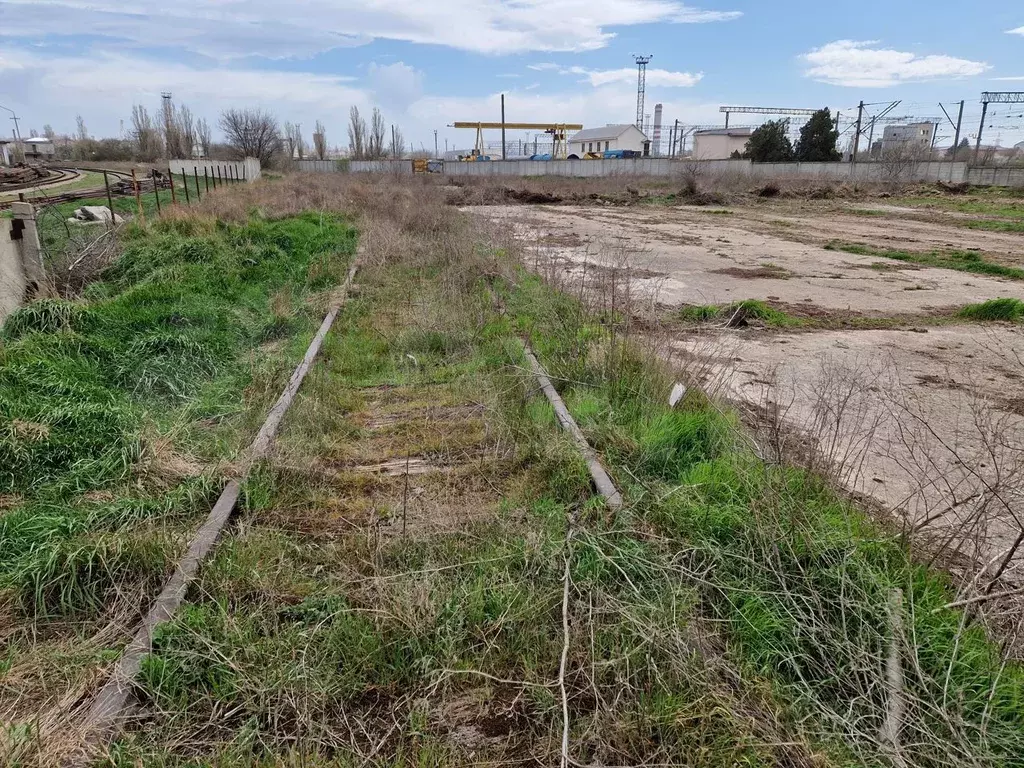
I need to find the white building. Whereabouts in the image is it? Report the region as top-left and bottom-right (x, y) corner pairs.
(881, 123), (935, 152)
(567, 124), (648, 158)
(692, 128), (753, 160)
(22, 137), (56, 159)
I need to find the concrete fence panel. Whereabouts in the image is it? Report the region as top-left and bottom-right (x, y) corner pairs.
(169, 157), (260, 182)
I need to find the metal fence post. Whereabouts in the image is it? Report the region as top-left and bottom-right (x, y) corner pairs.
(169, 167), (177, 205)
(152, 170), (161, 215)
(194, 167), (201, 201)
(182, 170), (190, 204)
(204, 167), (210, 193)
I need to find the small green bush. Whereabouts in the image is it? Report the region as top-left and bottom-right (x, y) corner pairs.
(957, 298), (1024, 322)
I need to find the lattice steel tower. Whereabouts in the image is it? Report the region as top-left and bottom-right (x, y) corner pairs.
(634, 55), (652, 129)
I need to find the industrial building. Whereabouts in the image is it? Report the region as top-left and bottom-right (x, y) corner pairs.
(567, 124), (649, 158)
(881, 123), (936, 152)
(692, 127), (753, 160)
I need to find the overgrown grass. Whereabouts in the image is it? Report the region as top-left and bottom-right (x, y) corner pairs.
(0, 212), (355, 628)
(957, 297), (1024, 322)
(502, 269), (1024, 767)
(825, 240), (1024, 280)
(678, 298), (804, 327)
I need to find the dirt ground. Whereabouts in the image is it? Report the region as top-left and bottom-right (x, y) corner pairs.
(474, 204), (1022, 314)
(471, 199), (1024, 575)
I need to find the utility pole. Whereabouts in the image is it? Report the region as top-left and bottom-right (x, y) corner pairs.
(975, 98), (989, 164)
(952, 100), (965, 161)
(391, 124), (396, 158)
(852, 100), (864, 162)
(634, 55), (652, 129)
(434, 129), (438, 158)
(500, 94), (506, 160)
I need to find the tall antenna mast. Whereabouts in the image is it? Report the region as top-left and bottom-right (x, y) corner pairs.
(634, 55), (652, 129)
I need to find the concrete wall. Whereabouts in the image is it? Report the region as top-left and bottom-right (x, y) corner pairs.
(0, 203), (45, 326)
(294, 159), (350, 173)
(169, 157), (261, 182)
(307, 155), (1024, 187)
(966, 166), (1024, 187)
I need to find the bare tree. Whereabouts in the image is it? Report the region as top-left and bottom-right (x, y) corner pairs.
(28, 127), (38, 138)
(368, 107), (387, 159)
(389, 126), (406, 159)
(283, 122), (305, 159)
(176, 104), (197, 158)
(348, 106), (367, 160)
(283, 121), (297, 159)
(161, 97), (183, 158)
(196, 118), (212, 158)
(313, 120), (328, 160)
(131, 104), (163, 161)
(879, 142), (928, 185)
(43, 124), (55, 140)
(219, 107), (281, 165)
(75, 115), (88, 142)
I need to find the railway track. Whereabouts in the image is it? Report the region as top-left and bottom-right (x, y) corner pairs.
(0, 168), (137, 211)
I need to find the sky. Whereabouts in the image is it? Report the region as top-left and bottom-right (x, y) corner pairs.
(1, 0), (1023, 153)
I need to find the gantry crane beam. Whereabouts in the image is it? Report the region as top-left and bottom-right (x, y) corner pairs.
(450, 122), (584, 158)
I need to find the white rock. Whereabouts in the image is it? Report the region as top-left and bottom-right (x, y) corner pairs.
(74, 206), (123, 224)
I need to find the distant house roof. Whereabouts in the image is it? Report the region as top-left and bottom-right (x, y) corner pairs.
(569, 124), (647, 142)
(694, 128), (754, 137)
(23, 137), (53, 144)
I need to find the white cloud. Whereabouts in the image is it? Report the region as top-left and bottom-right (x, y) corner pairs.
(992, 76), (1024, 81)
(0, 0), (740, 58)
(0, 45), (722, 153)
(801, 40), (990, 87)
(570, 66), (702, 87)
(528, 63), (702, 87)
(1007, 27), (1024, 36)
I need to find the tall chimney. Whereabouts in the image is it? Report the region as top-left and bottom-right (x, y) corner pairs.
(653, 103), (663, 156)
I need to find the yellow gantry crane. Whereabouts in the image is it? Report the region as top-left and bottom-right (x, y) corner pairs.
(450, 122), (584, 159)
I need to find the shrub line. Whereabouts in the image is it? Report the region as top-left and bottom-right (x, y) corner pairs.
(523, 342), (623, 512)
(69, 252), (362, 765)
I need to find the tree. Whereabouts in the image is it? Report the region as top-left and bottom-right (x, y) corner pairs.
(176, 104), (197, 158)
(946, 137), (971, 159)
(76, 115), (88, 142)
(389, 126), (406, 159)
(743, 119), (794, 162)
(42, 124), (55, 140)
(219, 107), (281, 165)
(368, 108), (387, 159)
(283, 122), (305, 159)
(196, 118), (212, 158)
(131, 104), (163, 161)
(348, 106), (367, 160)
(795, 108), (840, 162)
(313, 120), (328, 160)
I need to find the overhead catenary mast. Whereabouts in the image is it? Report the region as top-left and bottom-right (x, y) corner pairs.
(634, 55), (652, 130)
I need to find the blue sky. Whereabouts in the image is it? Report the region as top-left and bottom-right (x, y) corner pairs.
(1, 0), (1022, 152)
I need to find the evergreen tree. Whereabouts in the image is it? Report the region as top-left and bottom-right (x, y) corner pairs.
(795, 108), (840, 161)
(743, 119), (794, 162)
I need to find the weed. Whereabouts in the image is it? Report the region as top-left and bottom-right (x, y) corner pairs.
(826, 241), (1024, 281)
(679, 299), (804, 328)
(957, 298), (1024, 322)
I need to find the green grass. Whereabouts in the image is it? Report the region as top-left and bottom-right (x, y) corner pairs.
(678, 299), (804, 327)
(895, 196), (1024, 220)
(501, 269), (1024, 767)
(957, 297), (1024, 321)
(0, 212), (356, 622)
(825, 241), (1024, 280)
